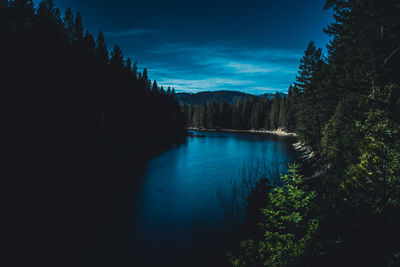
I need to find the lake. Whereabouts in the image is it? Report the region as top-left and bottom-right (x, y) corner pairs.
(129, 130), (298, 266)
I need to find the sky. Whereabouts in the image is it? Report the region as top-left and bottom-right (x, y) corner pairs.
(33, 0), (333, 94)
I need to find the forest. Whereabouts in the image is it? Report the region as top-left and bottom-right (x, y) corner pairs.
(1, 0), (185, 265)
(182, 89), (296, 132)
(227, 1), (400, 267)
(176, 91), (254, 105)
(176, 91), (284, 105)
(2, 0), (400, 267)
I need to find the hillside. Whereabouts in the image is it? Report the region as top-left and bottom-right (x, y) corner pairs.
(175, 90), (285, 105)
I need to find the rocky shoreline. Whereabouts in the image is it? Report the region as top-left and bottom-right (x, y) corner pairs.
(187, 127), (297, 137)
(292, 142), (315, 161)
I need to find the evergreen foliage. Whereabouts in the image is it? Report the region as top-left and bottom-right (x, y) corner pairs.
(229, 165), (321, 267)
(2, 0), (400, 266)
(1, 1), (185, 265)
(2, 0), (185, 151)
(184, 92), (296, 132)
(231, 1), (400, 266)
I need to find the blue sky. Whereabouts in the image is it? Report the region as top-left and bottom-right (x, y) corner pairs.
(34, 0), (333, 94)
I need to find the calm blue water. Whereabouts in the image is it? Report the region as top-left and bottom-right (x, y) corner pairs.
(131, 130), (297, 255)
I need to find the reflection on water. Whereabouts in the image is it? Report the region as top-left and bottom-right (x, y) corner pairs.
(131, 130), (297, 265)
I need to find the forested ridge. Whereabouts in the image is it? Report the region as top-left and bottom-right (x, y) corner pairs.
(176, 91), (254, 105)
(1, 0), (184, 266)
(228, 1), (400, 267)
(1, 0), (185, 152)
(176, 91), (285, 106)
(183, 90), (297, 132)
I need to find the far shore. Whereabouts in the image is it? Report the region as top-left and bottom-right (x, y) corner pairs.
(187, 127), (297, 137)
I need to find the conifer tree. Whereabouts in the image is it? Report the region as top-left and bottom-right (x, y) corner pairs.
(278, 95), (287, 129)
(11, 0), (34, 32)
(110, 45), (123, 68)
(269, 92), (281, 130)
(285, 86), (297, 132)
(63, 7), (74, 42)
(152, 80), (158, 93)
(142, 68), (151, 90)
(295, 41), (325, 151)
(124, 57), (132, 72)
(94, 31), (108, 67)
(193, 103), (206, 128)
(73, 12), (83, 41)
(37, 0), (57, 23)
(0, 0), (10, 33)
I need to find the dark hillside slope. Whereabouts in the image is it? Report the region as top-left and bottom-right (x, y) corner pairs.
(176, 90), (285, 105)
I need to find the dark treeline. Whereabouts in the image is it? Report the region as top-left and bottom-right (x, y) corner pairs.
(2, 0), (184, 153)
(176, 90), (259, 105)
(1, 0), (184, 266)
(230, 1), (400, 267)
(183, 89), (297, 132)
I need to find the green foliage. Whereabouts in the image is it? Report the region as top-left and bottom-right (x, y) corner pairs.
(229, 165), (322, 267)
(342, 84), (400, 217)
(185, 91), (294, 132)
(320, 94), (364, 170)
(230, 1), (400, 266)
(278, 95), (287, 129)
(294, 41), (327, 152)
(193, 102), (207, 128)
(269, 92), (281, 130)
(176, 91), (284, 105)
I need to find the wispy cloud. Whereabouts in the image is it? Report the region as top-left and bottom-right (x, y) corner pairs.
(104, 29), (159, 37)
(158, 78), (250, 92)
(226, 62), (280, 74)
(132, 41), (302, 94)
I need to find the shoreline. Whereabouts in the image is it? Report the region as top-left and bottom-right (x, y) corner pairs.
(292, 142), (315, 160)
(187, 127), (297, 137)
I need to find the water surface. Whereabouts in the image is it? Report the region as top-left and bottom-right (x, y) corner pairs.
(131, 130), (297, 262)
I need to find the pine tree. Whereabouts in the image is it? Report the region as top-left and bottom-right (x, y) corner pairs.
(110, 45), (123, 68)
(285, 86), (297, 132)
(269, 92), (281, 130)
(94, 31), (108, 67)
(295, 41), (325, 151)
(325, 0), (400, 91)
(132, 61), (138, 80)
(0, 0), (10, 33)
(73, 12), (83, 41)
(83, 30), (95, 62)
(278, 95), (287, 129)
(250, 101), (265, 130)
(188, 104), (194, 127)
(151, 80), (158, 93)
(193, 103), (206, 128)
(10, 0), (34, 32)
(241, 99), (253, 129)
(232, 101), (243, 129)
(124, 57), (132, 72)
(63, 7), (74, 42)
(37, 0), (58, 24)
(142, 68), (151, 90)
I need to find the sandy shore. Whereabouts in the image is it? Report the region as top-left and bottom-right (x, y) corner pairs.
(187, 127), (297, 137)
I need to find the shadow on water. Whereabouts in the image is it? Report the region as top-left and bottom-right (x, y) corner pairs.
(3, 130), (296, 267)
(128, 130), (298, 266)
(3, 135), (185, 267)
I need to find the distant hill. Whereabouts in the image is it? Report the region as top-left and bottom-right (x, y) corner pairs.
(259, 92), (286, 100)
(175, 90), (286, 105)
